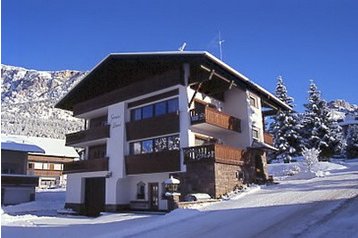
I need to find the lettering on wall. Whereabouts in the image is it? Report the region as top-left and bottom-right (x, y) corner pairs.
(111, 113), (121, 129)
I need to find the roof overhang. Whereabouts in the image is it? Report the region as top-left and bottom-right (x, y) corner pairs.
(55, 51), (292, 112)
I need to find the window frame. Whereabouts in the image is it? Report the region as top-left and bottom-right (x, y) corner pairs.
(249, 95), (258, 108)
(130, 97), (179, 122)
(252, 128), (260, 140)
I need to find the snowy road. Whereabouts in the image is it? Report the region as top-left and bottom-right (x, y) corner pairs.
(2, 161), (358, 238)
(125, 163), (358, 238)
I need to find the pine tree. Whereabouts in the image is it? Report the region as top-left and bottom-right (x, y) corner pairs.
(346, 124), (358, 159)
(270, 76), (302, 163)
(302, 81), (343, 159)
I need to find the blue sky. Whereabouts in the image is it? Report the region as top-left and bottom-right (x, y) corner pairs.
(2, 0), (358, 111)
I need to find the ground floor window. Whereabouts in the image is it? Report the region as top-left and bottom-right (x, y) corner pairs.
(137, 182), (145, 199)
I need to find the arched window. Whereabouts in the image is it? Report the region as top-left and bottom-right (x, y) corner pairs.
(137, 182), (145, 199)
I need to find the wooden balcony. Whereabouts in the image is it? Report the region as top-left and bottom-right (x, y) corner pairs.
(28, 169), (62, 177)
(63, 157), (109, 174)
(125, 150), (180, 175)
(183, 144), (244, 165)
(190, 107), (241, 133)
(2, 175), (39, 187)
(126, 112), (179, 141)
(264, 132), (273, 145)
(65, 125), (110, 146)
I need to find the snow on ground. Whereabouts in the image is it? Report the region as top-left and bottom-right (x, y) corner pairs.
(2, 159), (358, 238)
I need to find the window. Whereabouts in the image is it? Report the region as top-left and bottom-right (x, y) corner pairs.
(130, 98), (179, 122)
(168, 135), (180, 150)
(137, 182), (145, 199)
(28, 163), (34, 169)
(142, 140), (153, 154)
(155, 101), (167, 116)
(142, 105), (153, 119)
(131, 108), (142, 121)
(2, 168), (15, 174)
(167, 98), (179, 113)
(130, 135), (180, 155)
(249, 96), (258, 108)
(154, 137), (167, 152)
(130, 142), (142, 155)
(252, 128), (260, 140)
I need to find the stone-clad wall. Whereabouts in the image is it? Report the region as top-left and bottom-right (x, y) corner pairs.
(172, 160), (216, 198)
(214, 163), (243, 197)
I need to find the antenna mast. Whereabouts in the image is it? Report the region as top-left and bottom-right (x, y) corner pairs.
(218, 31), (225, 60)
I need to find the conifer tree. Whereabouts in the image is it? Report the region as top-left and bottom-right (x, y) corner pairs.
(270, 76), (302, 162)
(302, 81), (342, 159)
(346, 124), (358, 159)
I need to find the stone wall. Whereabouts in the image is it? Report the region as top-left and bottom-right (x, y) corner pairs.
(172, 160), (216, 198)
(214, 163), (243, 197)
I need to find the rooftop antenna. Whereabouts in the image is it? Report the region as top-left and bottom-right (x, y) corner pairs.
(218, 31), (225, 60)
(178, 42), (187, 51)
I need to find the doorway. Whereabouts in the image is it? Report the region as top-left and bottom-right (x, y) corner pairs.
(84, 177), (105, 216)
(148, 183), (159, 210)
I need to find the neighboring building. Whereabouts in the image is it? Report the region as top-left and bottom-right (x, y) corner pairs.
(55, 51), (291, 215)
(2, 135), (79, 188)
(1, 138), (43, 205)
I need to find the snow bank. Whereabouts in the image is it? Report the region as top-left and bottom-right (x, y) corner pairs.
(268, 161), (347, 180)
(2, 188), (65, 215)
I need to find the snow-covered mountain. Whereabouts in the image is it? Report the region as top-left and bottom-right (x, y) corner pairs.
(1, 65), (86, 139)
(327, 99), (358, 121)
(328, 99), (358, 113)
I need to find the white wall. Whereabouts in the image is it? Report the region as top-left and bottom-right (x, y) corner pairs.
(224, 87), (251, 148)
(124, 173), (170, 210)
(2, 187), (35, 205)
(65, 171), (109, 204)
(247, 91), (264, 142)
(105, 102), (126, 205)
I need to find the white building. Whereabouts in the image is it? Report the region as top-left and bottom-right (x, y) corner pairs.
(56, 51), (291, 216)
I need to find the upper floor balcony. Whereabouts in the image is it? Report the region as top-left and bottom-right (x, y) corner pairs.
(183, 143), (244, 165)
(125, 150), (180, 175)
(65, 125), (110, 147)
(190, 106), (241, 134)
(63, 157), (109, 174)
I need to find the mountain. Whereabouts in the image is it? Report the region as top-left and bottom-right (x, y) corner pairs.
(328, 99), (358, 113)
(327, 99), (358, 121)
(1, 65), (86, 139)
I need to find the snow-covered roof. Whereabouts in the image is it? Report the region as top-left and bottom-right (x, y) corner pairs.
(1, 135), (79, 158)
(1, 140), (45, 153)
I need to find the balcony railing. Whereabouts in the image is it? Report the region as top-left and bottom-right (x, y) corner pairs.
(183, 144), (243, 165)
(65, 125), (110, 146)
(63, 157), (109, 174)
(264, 132), (273, 145)
(190, 107), (241, 132)
(126, 112), (179, 141)
(28, 169), (62, 177)
(125, 150), (180, 175)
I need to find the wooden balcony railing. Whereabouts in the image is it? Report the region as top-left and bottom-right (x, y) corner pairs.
(190, 107), (241, 132)
(183, 144), (244, 165)
(2, 175), (39, 187)
(28, 169), (62, 177)
(264, 132), (274, 145)
(126, 112), (179, 141)
(65, 125), (110, 146)
(63, 157), (109, 174)
(125, 150), (180, 175)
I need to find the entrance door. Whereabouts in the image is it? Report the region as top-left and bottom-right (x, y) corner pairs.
(148, 183), (159, 210)
(84, 177), (105, 217)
